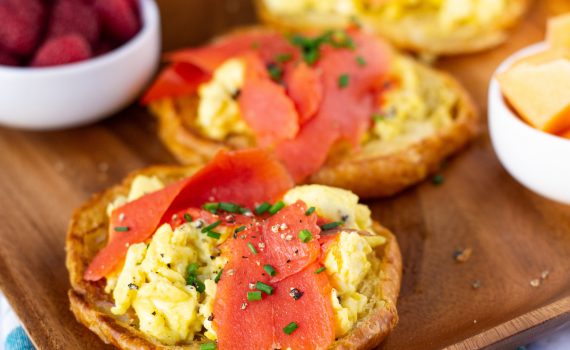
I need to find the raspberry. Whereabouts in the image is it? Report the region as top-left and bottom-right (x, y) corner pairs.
(31, 34), (92, 67)
(0, 50), (19, 66)
(48, 0), (100, 45)
(95, 0), (139, 43)
(0, 0), (46, 56)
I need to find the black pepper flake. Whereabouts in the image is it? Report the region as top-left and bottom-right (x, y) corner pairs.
(294, 249), (299, 254)
(233, 231), (238, 239)
(160, 253), (164, 258)
(286, 259), (291, 264)
(167, 263), (171, 268)
(210, 255), (215, 260)
(208, 314), (214, 321)
(128, 283), (139, 290)
(341, 214), (349, 222)
(152, 311), (156, 316)
(242, 256), (248, 259)
(231, 89), (241, 100)
(289, 288), (303, 300)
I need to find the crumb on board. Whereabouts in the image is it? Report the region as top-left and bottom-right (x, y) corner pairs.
(453, 247), (472, 263)
(471, 280), (482, 290)
(529, 269), (550, 288)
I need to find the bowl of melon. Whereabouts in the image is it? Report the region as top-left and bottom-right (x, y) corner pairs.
(489, 13), (570, 204)
(0, 0), (160, 130)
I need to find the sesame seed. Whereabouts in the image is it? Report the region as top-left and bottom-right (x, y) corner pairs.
(227, 269), (235, 276)
(285, 235), (293, 241)
(280, 223), (288, 230)
(118, 213), (125, 221)
(249, 283), (255, 289)
(241, 302), (248, 310)
(271, 225), (280, 233)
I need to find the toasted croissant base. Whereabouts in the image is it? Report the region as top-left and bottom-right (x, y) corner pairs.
(66, 165), (402, 350)
(255, 0), (529, 55)
(149, 28), (479, 198)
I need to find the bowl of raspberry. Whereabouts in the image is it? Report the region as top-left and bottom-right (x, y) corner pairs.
(0, 0), (160, 129)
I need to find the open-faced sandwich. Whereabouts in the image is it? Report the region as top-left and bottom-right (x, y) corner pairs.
(256, 0), (530, 55)
(143, 27), (479, 198)
(66, 149), (402, 349)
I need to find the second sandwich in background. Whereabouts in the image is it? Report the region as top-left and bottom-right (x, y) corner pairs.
(143, 26), (479, 198)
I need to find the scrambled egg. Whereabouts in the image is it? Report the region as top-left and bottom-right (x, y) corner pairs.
(283, 184), (372, 231)
(361, 56), (457, 156)
(263, 0), (356, 16)
(196, 58), (251, 140)
(264, 0), (506, 31)
(283, 185), (386, 336)
(106, 179), (385, 342)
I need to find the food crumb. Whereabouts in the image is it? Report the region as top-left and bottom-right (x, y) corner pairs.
(541, 270), (550, 280)
(453, 247), (472, 263)
(530, 279), (541, 287)
(471, 280), (482, 289)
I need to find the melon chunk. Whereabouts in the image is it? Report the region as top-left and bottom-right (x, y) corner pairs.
(547, 13), (570, 49)
(497, 59), (570, 134)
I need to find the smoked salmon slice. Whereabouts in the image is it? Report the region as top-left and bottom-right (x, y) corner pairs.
(141, 62), (210, 105)
(214, 205), (334, 350)
(84, 149), (293, 281)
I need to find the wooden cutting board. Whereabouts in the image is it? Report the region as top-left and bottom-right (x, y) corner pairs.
(1, 0), (570, 349)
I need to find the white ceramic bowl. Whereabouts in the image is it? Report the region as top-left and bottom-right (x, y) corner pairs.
(489, 42), (570, 204)
(0, 0), (160, 130)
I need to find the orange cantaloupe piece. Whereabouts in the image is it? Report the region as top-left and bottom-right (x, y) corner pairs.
(547, 13), (570, 49)
(497, 58), (570, 134)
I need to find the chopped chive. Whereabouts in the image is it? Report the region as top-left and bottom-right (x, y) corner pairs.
(235, 225), (247, 233)
(305, 206), (316, 216)
(356, 56), (366, 66)
(247, 291), (262, 301)
(432, 174), (445, 186)
(183, 213), (193, 222)
(202, 220), (222, 233)
(188, 262), (199, 275)
(263, 264), (276, 277)
(207, 231), (221, 239)
(114, 226), (129, 232)
(320, 221), (341, 230)
(219, 202), (241, 213)
(315, 267), (326, 274)
(268, 201), (285, 215)
(267, 64), (283, 81)
(256, 281), (274, 295)
(338, 74), (349, 88)
(186, 275), (205, 293)
(372, 113), (384, 122)
(254, 202), (271, 215)
(283, 322), (299, 335)
(203, 202), (219, 213)
(275, 53), (292, 63)
(247, 242), (258, 255)
(214, 269), (223, 283)
(200, 342), (217, 350)
(298, 229), (313, 243)
(304, 49), (319, 65)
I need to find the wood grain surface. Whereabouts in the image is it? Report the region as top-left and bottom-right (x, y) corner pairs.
(1, 0), (570, 349)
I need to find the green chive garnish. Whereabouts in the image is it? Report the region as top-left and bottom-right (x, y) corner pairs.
(267, 64), (283, 81)
(235, 225), (247, 233)
(356, 56), (366, 66)
(256, 281), (274, 295)
(275, 53), (292, 63)
(207, 231), (221, 239)
(372, 113), (384, 122)
(187, 262), (199, 275)
(200, 342), (217, 350)
(432, 174), (445, 186)
(202, 220), (222, 233)
(315, 267), (326, 274)
(263, 264), (276, 276)
(320, 221), (341, 230)
(254, 202), (271, 215)
(219, 202), (241, 213)
(268, 201), (285, 215)
(247, 291), (262, 301)
(183, 213), (193, 222)
(283, 322), (299, 335)
(305, 207), (316, 216)
(114, 226), (129, 232)
(186, 275), (205, 293)
(203, 202), (219, 213)
(247, 242), (258, 255)
(298, 229), (313, 243)
(215, 269), (223, 283)
(338, 74), (349, 88)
